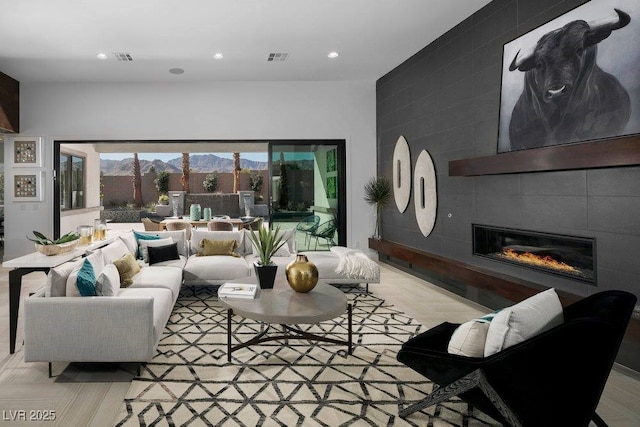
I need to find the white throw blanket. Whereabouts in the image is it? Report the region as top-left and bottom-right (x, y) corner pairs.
(331, 246), (380, 282)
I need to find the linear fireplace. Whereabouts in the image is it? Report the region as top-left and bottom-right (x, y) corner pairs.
(473, 224), (596, 285)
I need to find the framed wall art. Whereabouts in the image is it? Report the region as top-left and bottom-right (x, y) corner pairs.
(12, 136), (43, 167)
(13, 171), (44, 202)
(497, 0), (640, 153)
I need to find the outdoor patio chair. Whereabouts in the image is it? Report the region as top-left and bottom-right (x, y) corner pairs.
(295, 215), (320, 245)
(309, 220), (336, 250)
(207, 221), (233, 231)
(396, 290), (637, 426)
(141, 217), (164, 231)
(165, 219), (193, 240)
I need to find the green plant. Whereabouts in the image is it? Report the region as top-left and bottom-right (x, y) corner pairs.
(249, 171), (264, 193)
(203, 172), (218, 192)
(246, 225), (287, 266)
(364, 176), (392, 239)
(154, 171), (170, 195)
(27, 230), (79, 245)
(158, 194), (170, 204)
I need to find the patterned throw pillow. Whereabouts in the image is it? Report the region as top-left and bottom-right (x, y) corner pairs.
(112, 252), (142, 287)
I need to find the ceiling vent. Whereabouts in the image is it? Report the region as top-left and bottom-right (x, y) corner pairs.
(267, 53), (289, 62)
(112, 52), (133, 61)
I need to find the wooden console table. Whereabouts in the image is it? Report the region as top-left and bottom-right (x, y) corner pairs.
(2, 235), (119, 354)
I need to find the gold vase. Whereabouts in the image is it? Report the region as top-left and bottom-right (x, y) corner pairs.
(285, 254), (319, 293)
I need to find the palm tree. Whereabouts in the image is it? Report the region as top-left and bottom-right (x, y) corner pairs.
(233, 152), (241, 193)
(133, 153), (143, 208)
(180, 153), (190, 193)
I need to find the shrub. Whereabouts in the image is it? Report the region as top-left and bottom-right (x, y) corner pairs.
(203, 172), (218, 192)
(154, 171), (170, 194)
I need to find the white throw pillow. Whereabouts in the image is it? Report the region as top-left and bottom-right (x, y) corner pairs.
(484, 288), (563, 356)
(65, 251), (104, 297)
(448, 320), (491, 357)
(95, 264), (121, 296)
(139, 237), (174, 263)
(101, 239), (130, 265)
(119, 232), (138, 255)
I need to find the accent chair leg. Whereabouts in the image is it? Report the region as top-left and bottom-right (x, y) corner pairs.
(48, 362), (52, 378)
(399, 369), (522, 427)
(592, 412), (608, 427)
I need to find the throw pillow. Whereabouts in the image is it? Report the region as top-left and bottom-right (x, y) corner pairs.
(101, 239), (130, 265)
(47, 259), (83, 297)
(119, 232), (138, 255)
(199, 239), (240, 257)
(95, 264), (121, 296)
(112, 252), (142, 287)
(139, 237), (174, 263)
(73, 258), (97, 296)
(447, 311), (499, 357)
(148, 242), (180, 265)
(484, 288), (563, 357)
(133, 230), (161, 259)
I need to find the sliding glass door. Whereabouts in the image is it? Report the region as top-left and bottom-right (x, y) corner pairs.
(269, 140), (345, 251)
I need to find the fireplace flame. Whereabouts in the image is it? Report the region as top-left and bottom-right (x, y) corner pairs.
(500, 248), (581, 275)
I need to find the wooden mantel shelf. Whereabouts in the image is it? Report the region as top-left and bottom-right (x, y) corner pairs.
(449, 135), (640, 176)
(369, 238), (639, 344)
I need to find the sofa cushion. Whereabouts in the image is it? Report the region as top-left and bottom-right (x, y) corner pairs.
(133, 230), (161, 258)
(112, 252), (142, 287)
(95, 264), (121, 296)
(46, 258), (83, 297)
(128, 265), (183, 302)
(101, 239), (130, 265)
(134, 230), (189, 257)
(65, 251), (104, 297)
(183, 255), (251, 285)
(148, 243), (180, 265)
(119, 232), (138, 255)
(199, 239), (241, 257)
(139, 238), (174, 263)
(117, 287), (174, 344)
(484, 288), (563, 357)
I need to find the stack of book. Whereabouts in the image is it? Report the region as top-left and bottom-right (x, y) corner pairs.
(218, 283), (258, 299)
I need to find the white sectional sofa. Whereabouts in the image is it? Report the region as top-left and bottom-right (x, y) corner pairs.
(23, 227), (379, 372)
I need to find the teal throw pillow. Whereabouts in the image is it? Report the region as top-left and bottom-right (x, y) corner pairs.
(133, 230), (161, 259)
(77, 258), (97, 296)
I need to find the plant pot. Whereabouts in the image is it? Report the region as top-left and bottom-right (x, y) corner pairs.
(254, 263), (278, 289)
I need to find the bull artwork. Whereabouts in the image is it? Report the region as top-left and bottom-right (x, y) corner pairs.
(506, 9), (631, 151)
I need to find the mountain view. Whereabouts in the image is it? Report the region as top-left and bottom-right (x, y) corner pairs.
(100, 154), (268, 176)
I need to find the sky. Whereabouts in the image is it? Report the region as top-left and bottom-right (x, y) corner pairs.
(100, 152), (269, 162)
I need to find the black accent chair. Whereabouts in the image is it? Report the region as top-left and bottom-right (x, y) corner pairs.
(397, 290), (637, 427)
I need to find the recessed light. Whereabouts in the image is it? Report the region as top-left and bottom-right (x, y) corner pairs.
(214, 53), (224, 60)
(328, 51), (340, 59)
(96, 53), (108, 60)
(169, 68), (185, 75)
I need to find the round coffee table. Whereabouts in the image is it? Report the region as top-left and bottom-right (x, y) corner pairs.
(219, 276), (353, 362)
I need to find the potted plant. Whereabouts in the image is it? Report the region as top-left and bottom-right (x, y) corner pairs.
(158, 194), (170, 205)
(246, 225), (287, 289)
(364, 176), (391, 240)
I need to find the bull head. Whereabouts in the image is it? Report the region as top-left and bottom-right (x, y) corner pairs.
(509, 8), (630, 72)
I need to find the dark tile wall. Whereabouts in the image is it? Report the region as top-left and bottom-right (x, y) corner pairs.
(376, 0), (640, 368)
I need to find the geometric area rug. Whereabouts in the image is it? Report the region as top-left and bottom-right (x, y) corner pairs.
(114, 285), (500, 426)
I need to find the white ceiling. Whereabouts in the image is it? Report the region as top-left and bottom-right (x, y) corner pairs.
(0, 0), (490, 83)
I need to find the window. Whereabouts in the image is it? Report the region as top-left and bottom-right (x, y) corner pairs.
(60, 153), (85, 210)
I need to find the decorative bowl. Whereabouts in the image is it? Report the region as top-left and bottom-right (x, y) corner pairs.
(35, 240), (80, 256)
